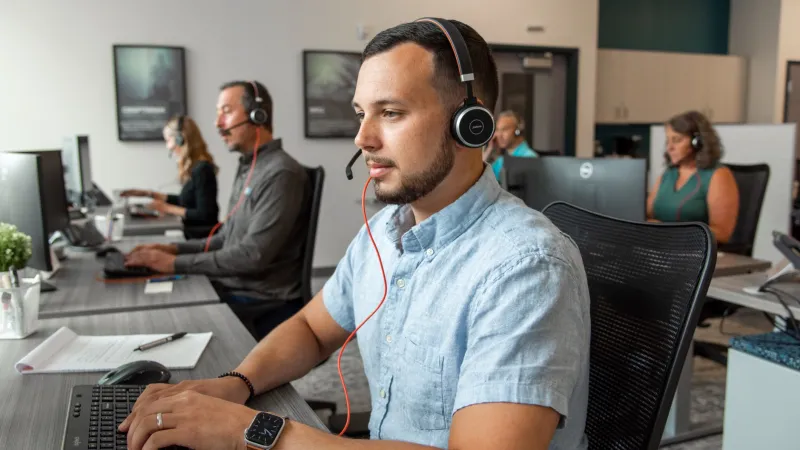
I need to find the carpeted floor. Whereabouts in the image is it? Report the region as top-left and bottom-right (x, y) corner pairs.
(292, 281), (772, 449)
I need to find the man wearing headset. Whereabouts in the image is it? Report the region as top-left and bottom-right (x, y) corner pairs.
(126, 80), (312, 337)
(483, 109), (538, 180)
(120, 19), (589, 450)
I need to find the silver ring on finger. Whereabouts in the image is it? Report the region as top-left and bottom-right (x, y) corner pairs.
(156, 412), (163, 430)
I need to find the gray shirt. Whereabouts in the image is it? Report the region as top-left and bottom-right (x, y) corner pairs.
(174, 138), (310, 302)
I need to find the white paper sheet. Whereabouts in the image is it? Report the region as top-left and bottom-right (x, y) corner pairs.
(15, 326), (212, 374)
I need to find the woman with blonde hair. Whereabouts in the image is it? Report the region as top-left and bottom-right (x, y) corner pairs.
(121, 115), (220, 239)
(647, 110), (739, 243)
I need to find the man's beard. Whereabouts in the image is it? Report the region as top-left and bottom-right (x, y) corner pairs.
(374, 136), (456, 205)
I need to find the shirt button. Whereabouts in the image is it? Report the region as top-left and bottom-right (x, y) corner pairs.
(380, 389), (386, 398)
(425, 248), (434, 256)
(386, 335), (392, 343)
(396, 278), (406, 288)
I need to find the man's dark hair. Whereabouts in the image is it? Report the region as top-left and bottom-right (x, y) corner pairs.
(219, 80), (273, 131)
(362, 19), (499, 113)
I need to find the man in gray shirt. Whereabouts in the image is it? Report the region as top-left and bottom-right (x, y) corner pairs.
(127, 80), (311, 334)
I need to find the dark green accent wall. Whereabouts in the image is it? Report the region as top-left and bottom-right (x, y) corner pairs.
(598, 0), (730, 54)
(595, 0), (730, 158)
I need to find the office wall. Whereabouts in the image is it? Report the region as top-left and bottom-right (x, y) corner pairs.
(595, 0), (732, 160)
(598, 0), (730, 54)
(774, 0), (800, 122)
(728, 0), (781, 123)
(0, 0), (599, 267)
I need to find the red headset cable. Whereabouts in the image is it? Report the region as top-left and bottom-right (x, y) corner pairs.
(336, 176), (389, 436)
(203, 128), (261, 252)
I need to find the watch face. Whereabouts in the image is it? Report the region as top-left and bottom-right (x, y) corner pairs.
(246, 413), (285, 446)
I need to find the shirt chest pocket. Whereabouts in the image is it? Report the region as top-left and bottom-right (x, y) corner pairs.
(394, 333), (448, 430)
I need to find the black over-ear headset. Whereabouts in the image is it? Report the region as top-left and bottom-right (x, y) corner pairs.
(416, 17), (495, 148)
(345, 17), (496, 180)
(690, 132), (703, 151)
(174, 115), (185, 146)
(247, 80), (269, 126)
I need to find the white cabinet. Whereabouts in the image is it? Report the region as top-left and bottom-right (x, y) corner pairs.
(596, 49), (747, 124)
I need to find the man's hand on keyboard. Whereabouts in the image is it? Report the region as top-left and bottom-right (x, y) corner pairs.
(120, 378), (251, 435)
(125, 248), (176, 274)
(121, 390), (258, 450)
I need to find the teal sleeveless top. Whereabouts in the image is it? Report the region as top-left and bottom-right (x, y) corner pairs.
(652, 165), (720, 224)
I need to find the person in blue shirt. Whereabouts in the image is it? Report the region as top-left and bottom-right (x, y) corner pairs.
(484, 110), (538, 180)
(120, 18), (590, 450)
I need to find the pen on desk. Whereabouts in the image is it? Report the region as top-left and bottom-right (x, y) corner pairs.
(148, 275), (186, 283)
(134, 332), (187, 351)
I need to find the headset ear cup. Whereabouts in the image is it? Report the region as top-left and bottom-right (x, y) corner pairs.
(250, 108), (268, 126)
(451, 104), (495, 148)
(174, 134), (184, 146)
(691, 133), (702, 151)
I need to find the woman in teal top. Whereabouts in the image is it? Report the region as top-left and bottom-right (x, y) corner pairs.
(647, 110), (740, 243)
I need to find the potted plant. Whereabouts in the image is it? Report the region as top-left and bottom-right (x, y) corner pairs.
(0, 222), (32, 286)
(0, 222), (38, 339)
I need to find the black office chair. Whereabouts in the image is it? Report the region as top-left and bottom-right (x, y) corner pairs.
(696, 163), (770, 366)
(717, 163), (770, 257)
(542, 201), (716, 450)
(229, 165), (325, 341)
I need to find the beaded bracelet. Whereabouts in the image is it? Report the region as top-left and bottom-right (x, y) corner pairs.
(219, 371), (255, 401)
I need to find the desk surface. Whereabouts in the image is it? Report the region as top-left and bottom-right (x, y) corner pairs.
(40, 238), (219, 319)
(123, 213), (183, 237)
(95, 206), (184, 237)
(0, 304), (326, 448)
(708, 272), (800, 317)
(714, 252), (772, 277)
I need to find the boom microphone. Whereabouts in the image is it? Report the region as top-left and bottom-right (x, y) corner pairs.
(218, 119), (250, 136)
(345, 148), (363, 180)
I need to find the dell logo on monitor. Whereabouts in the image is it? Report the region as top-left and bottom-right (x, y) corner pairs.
(579, 162), (593, 179)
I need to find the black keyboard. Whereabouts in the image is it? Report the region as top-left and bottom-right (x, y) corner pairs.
(62, 385), (189, 450)
(103, 251), (157, 279)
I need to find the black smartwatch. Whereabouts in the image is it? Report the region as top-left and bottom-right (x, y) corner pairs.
(244, 412), (288, 450)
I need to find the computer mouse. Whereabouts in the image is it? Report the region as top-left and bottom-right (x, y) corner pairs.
(95, 246), (120, 257)
(97, 360), (171, 386)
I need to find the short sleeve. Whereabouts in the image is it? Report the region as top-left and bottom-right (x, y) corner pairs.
(322, 228), (365, 333)
(453, 254), (590, 426)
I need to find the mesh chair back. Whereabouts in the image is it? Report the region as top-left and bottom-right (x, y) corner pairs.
(542, 201), (716, 450)
(720, 163), (769, 256)
(300, 166), (325, 303)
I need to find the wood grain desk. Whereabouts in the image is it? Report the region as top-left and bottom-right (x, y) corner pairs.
(0, 304), (327, 449)
(40, 237), (219, 319)
(714, 252), (772, 277)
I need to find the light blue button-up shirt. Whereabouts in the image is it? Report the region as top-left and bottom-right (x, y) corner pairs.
(323, 165), (590, 449)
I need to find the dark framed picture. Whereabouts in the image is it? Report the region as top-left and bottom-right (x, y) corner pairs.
(113, 45), (187, 141)
(303, 50), (362, 138)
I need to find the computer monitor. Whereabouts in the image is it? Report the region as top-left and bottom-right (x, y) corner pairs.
(6, 150), (71, 235)
(504, 156), (647, 222)
(0, 152), (53, 271)
(62, 135), (93, 207)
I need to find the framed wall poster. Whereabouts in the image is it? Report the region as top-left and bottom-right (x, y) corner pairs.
(303, 50), (362, 138)
(113, 45), (187, 141)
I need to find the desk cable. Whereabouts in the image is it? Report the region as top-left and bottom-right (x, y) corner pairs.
(759, 286), (800, 341)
